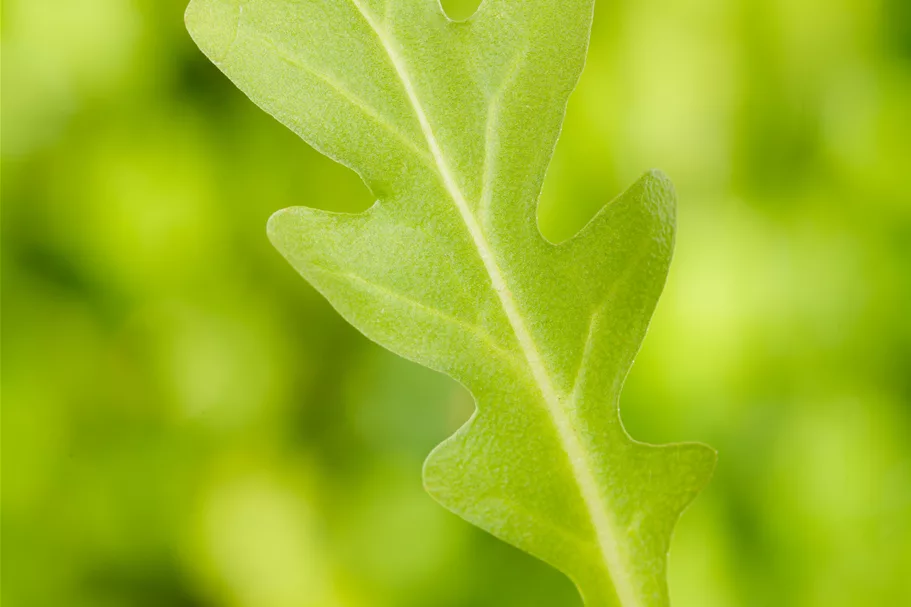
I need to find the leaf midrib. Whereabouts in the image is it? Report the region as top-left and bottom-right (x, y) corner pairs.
(346, 1), (641, 604)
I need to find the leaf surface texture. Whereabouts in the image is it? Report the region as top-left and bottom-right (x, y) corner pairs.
(186, 1), (715, 604)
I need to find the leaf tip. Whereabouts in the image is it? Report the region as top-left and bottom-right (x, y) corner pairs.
(643, 168), (676, 201)
(266, 207), (295, 250)
(637, 168), (677, 227)
(691, 441), (719, 491)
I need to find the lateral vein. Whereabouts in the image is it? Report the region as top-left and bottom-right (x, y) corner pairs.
(479, 50), (526, 231)
(309, 265), (522, 367)
(250, 33), (434, 167)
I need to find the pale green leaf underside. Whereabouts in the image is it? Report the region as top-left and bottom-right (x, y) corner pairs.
(185, 1), (715, 605)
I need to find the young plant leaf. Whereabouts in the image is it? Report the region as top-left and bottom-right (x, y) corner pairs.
(185, 1), (715, 604)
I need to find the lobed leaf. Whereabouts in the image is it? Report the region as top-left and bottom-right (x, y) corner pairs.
(185, 1), (715, 604)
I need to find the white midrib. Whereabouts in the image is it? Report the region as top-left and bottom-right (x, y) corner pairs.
(347, 3), (640, 606)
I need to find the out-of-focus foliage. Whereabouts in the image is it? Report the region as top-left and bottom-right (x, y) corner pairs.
(2, 0), (909, 606)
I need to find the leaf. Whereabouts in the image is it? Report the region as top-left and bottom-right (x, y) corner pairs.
(185, 1), (716, 605)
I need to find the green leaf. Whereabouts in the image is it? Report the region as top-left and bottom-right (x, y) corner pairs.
(185, 1), (715, 604)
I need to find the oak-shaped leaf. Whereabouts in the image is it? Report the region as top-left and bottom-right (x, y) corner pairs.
(186, 1), (715, 604)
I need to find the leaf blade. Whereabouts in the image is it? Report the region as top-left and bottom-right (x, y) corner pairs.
(187, 1), (715, 605)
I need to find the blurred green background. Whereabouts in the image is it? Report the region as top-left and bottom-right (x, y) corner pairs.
(3, 0), (910, 605)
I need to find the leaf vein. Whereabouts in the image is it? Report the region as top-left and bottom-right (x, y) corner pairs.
(309, 265), (522, 368)
(569, 306), (604, 406)
(244, 29), (435, 169)
(479, 51), (527, 231)
(343, 1), (642, 604)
